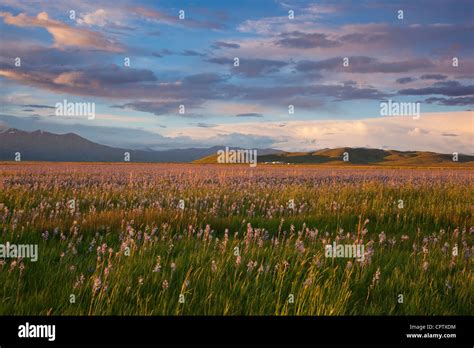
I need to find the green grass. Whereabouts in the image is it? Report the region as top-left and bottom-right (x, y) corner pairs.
(0, 163), (472, 315)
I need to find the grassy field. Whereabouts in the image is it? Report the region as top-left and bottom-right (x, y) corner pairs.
(0, 163), (472, 315)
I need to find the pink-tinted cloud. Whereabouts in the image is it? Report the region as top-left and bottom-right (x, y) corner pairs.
(0, 11), (123, 51)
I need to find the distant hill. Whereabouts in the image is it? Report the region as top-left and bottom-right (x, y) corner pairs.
(0, 128), (281, 162)
(194, 147), (474, 166)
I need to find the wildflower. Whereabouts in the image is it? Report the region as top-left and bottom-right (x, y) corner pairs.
(401, 235), (409, 241)
(295, 240), (305, 254)
(138, 276), (144, 285)
(445, 279), (452, 290)
(9, 260), (17, 272)
(370, 267), (381, 288)
(41, 231), (49, 240)
(247, 260), (257, 272)
(346, 261), (353, 270)
(153, 256), (162, 273)
(378, 231), (386, 244)
(464, 246), (472, 260)
(422, 261), (429, 271)
(162, 280), (169, 290)
(73, 274), (85, 289)
(441, 242), (449, 254)
(211, 260), (217, 273)
(303, 278), (313, 287)
(92, 276), (102, 293)
(236, 255), (241, 266)
(170, 262), (176, 272)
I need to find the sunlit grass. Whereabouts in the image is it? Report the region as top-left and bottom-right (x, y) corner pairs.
(0, 163), (472, 315)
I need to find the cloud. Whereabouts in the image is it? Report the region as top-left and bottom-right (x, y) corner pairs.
(195, 122), (217, 128)
(211, 41), (240, 49)
(276, 31), (340, 49)
(425, 96), (474, 105)
(296, 56), (434, 73)
(21, 104), (55, 109)
(208, 57), (288, 77)
(181, 50), (205, 56)
(0, 11), (123, 51)
(112, 101), (199, 117)
(396, 77), (415, 84)
(222, 83), (388, 104)
(0, 64), (160, 98)
(399, 83), (474, 97)
(77, 9), (108, 26)
(235, 113), (263, 117)
(167, 111), (473, 154)
(131, 6), (224, 29)
(420, 74), (447, 80)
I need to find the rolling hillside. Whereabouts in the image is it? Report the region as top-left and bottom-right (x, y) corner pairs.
(194, 147), (474, 166)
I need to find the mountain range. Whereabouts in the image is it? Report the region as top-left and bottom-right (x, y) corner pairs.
(0, 128), (280, 162)
(1, 128), (473, 166)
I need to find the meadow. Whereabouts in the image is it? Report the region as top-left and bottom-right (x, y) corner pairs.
(0, 163), (472, 315)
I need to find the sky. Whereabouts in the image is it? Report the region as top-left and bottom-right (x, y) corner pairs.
(0, 0), (473, 154)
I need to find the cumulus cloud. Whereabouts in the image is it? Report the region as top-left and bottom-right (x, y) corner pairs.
(166, 111), (473, 154)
